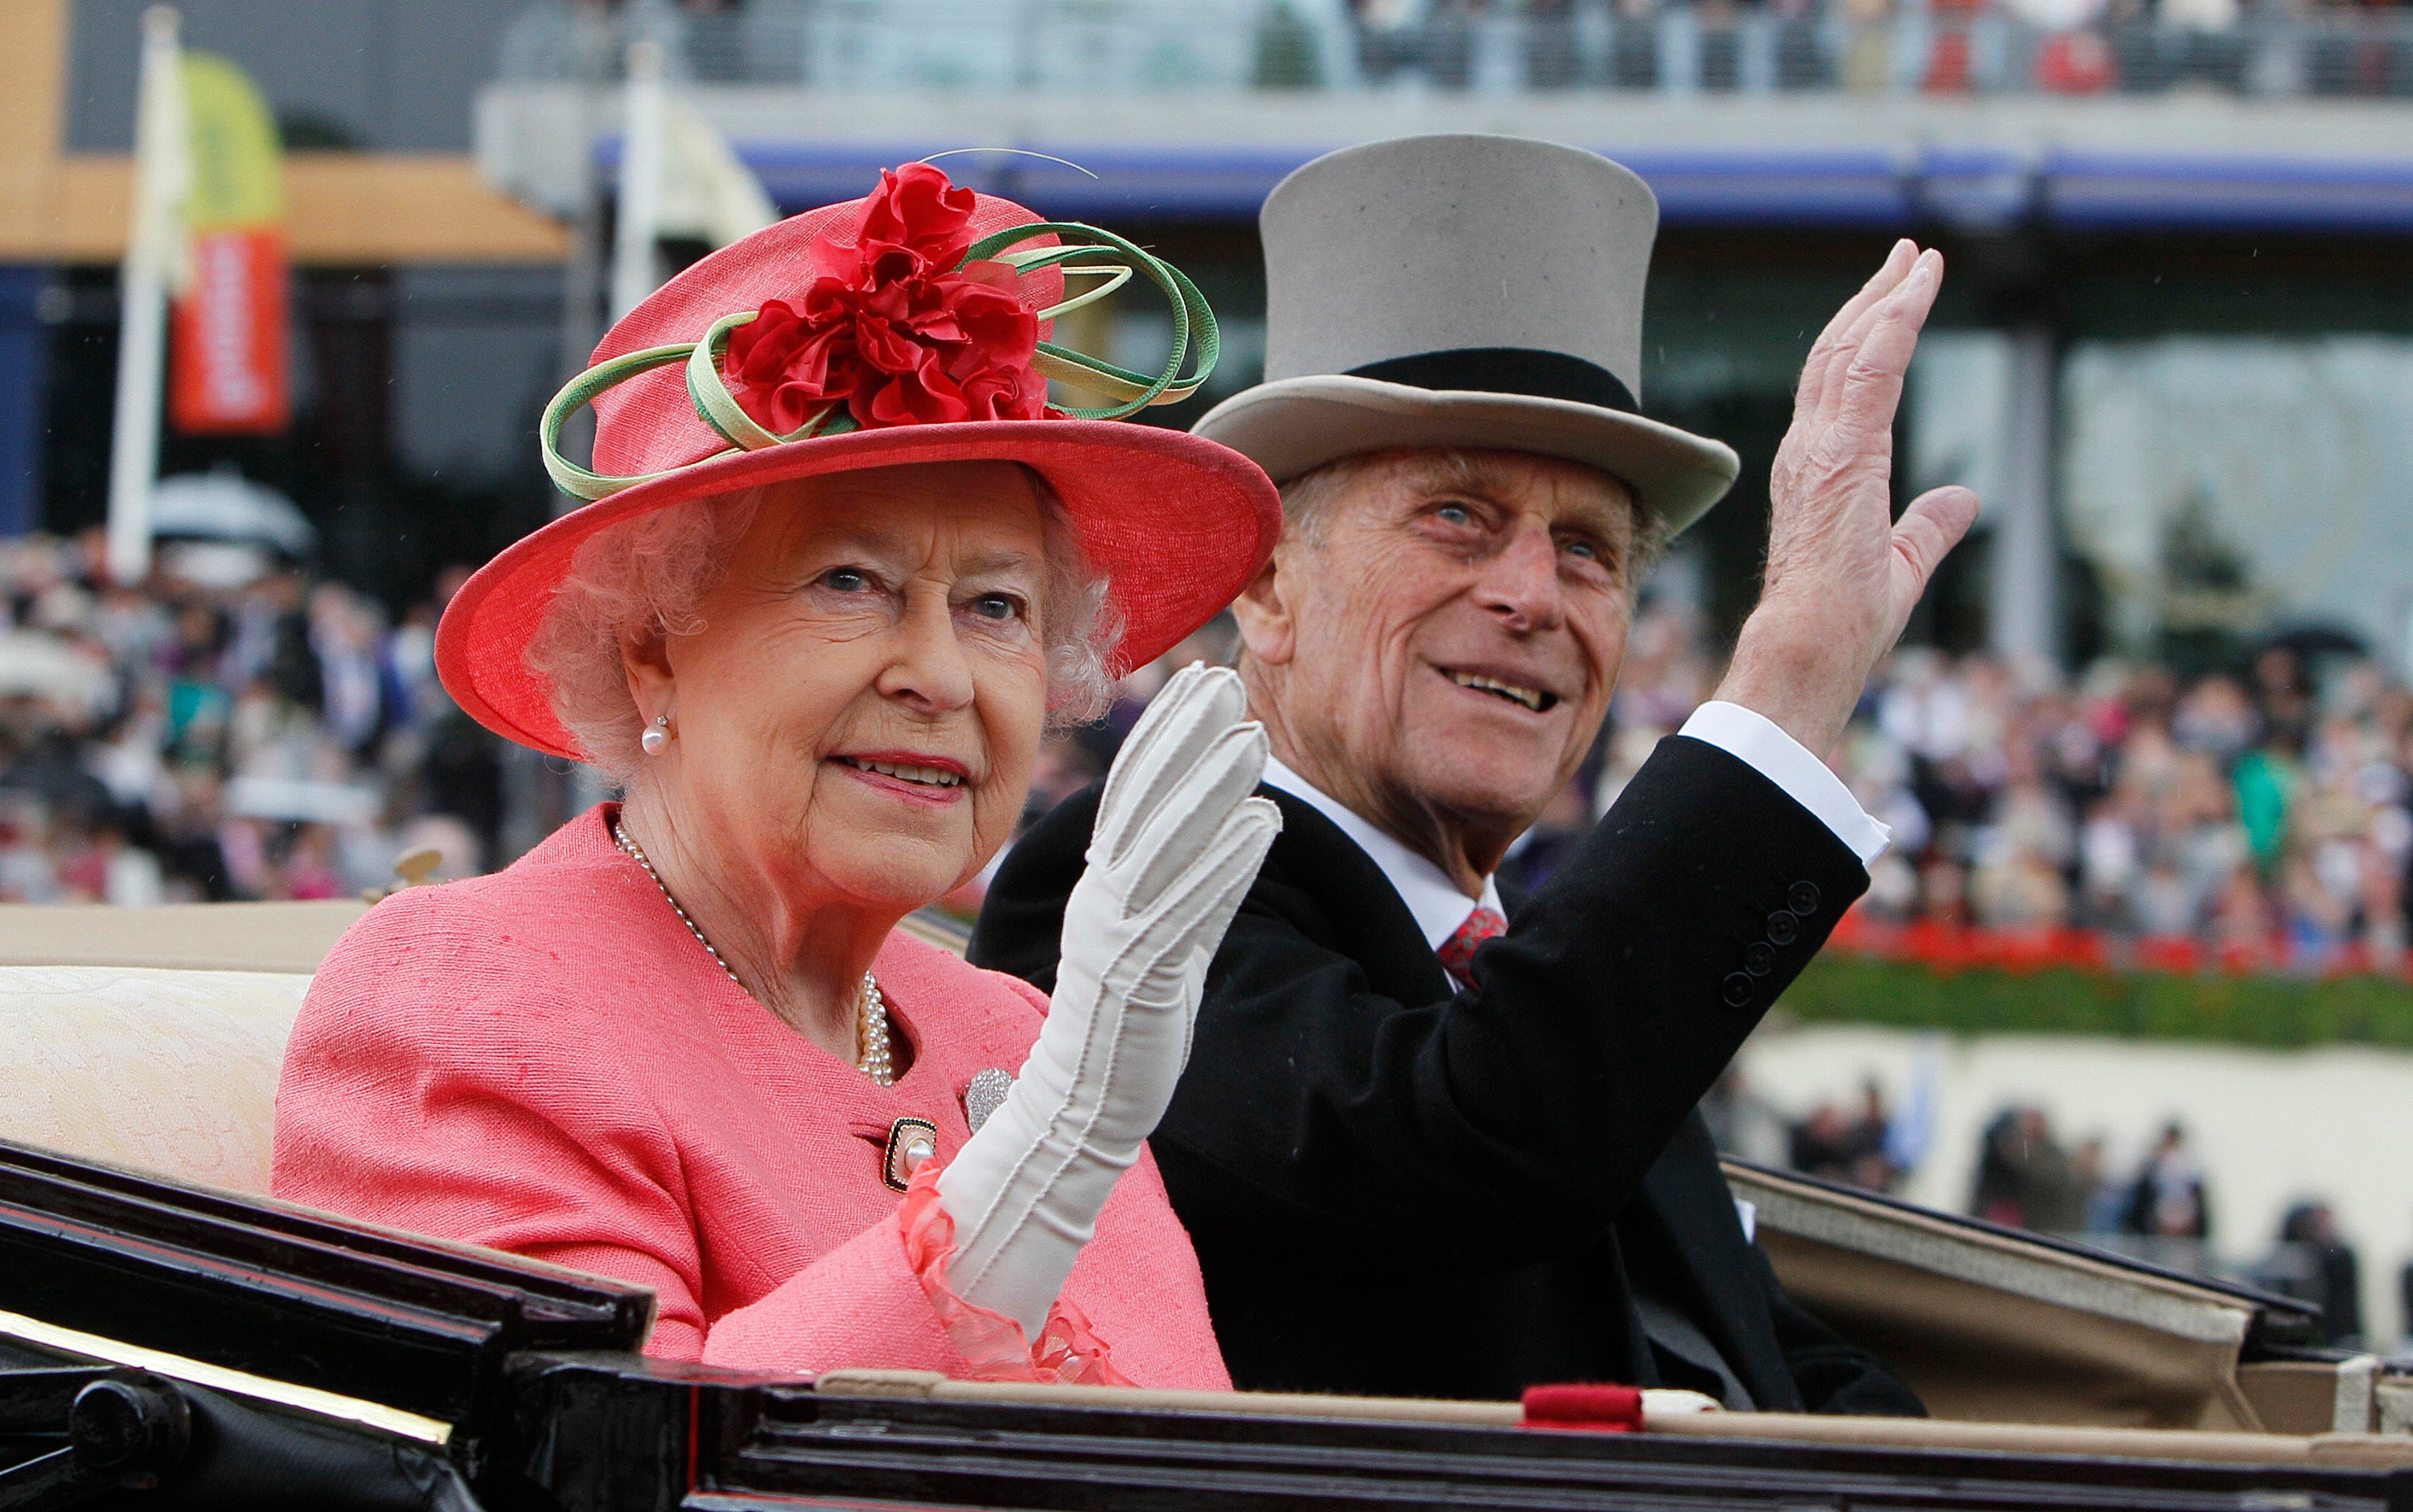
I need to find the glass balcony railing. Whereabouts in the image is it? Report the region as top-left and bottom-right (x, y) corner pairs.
(495, 0), (2413, 101)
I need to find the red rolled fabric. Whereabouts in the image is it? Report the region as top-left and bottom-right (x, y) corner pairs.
(1522, 1383), (1645, 1432)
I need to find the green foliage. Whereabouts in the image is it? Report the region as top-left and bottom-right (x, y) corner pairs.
(1782, 955), (2413, 1050)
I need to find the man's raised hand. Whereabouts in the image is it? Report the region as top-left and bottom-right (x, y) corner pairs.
(1713, 240), (1981, 758)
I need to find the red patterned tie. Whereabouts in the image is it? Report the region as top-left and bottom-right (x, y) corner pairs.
(1437, 906), (1507, 990)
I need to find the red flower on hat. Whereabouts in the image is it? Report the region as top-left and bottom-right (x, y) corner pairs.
(720, 162), (1050, 435)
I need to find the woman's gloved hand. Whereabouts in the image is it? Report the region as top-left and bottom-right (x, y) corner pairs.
(937, 664), (1279, 1337)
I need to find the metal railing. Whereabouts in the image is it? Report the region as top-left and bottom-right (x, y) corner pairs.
(496, 0), (2413, 99)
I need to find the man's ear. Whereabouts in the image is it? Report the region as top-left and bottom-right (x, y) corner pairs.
(1231, 546), (1298, 668)
(622, 627), (676, 724)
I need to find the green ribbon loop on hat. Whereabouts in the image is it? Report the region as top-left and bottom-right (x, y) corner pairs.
(539, 343), (698, 503)
(964, 220), (1219, 419)
(538, 337), (848, 503)
(539, 216), (1218, 502)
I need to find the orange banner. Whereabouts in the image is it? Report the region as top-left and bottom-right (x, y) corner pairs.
(170, 226), (287, 433)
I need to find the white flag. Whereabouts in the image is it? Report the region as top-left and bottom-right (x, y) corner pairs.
(655, 94), (778, 249)
(108, 4), (195, 585)
(126, 11), (194, 294)
(610, 43), (777, 321)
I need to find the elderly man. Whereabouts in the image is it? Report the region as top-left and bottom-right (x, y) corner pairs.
(972, 136), (1975, 1407)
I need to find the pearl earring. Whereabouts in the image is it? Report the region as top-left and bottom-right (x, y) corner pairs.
(640, 713), (671, 755)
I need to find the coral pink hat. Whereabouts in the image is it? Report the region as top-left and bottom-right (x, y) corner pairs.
(435, 163), (1280, 761)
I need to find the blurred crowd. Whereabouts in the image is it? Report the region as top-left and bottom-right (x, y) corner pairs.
(1342, 0), (2413, 103)
(1848, 640), (2413, 973)
(0, 532), (501, 906)
(1579, 605), (2413, 977)
(11, 531), (2409, 987)
(496, 0), (2413, 103)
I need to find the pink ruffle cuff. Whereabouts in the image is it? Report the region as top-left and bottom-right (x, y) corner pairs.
(898, 1164), (1131, 1387)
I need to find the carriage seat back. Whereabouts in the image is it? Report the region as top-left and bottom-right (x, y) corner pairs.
(0, 902), (364, 1194)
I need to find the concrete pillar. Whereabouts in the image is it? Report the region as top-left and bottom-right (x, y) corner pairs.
(1657, 5), (1701, 95)
(1738, 10), (1778, 92)
(1988, 323), (2060, 668)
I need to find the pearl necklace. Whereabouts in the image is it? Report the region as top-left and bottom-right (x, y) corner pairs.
(613, 821), (894, 1087)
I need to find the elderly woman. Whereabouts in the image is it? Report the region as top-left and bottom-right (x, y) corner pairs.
(273, 165), (1282, 1387)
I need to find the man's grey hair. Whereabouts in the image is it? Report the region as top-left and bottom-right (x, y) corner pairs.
(525, 468), (1120, 783)
(1276, 448), (1671, 583)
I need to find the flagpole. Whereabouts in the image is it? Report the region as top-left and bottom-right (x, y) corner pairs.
(609, 39), (665, 322)
(106, 6), (184, 587)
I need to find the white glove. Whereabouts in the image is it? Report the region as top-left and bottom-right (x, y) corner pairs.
(937, 664), (1280, 1337)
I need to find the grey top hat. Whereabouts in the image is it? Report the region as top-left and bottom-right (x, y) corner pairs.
(1194, 134), (1738, 537)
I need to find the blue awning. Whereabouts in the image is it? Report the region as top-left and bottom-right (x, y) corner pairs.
(602, 138), (2413, 233)
(2045, 151), (2413, 232)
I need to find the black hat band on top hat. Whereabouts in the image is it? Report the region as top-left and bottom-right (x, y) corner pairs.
(1344, 347), (1638, 416)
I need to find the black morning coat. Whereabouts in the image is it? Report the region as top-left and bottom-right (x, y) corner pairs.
(970, 735), (1926, 1411)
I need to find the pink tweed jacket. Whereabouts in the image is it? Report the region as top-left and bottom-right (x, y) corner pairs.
(272, 805), (1230, 1389)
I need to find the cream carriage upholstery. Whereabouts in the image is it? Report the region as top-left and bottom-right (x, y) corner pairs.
(0, 902), (362, 1196)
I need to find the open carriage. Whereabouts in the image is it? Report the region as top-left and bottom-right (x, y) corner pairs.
(1, 898), (2407, 1511)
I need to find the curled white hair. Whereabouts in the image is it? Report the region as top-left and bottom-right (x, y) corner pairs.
(526, 470), (1120, 783)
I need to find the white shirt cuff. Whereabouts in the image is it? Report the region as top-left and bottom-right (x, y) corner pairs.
(1676, 701), (1892, 865)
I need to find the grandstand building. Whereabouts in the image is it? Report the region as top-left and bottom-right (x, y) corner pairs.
(14, 0), (2413, 674)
